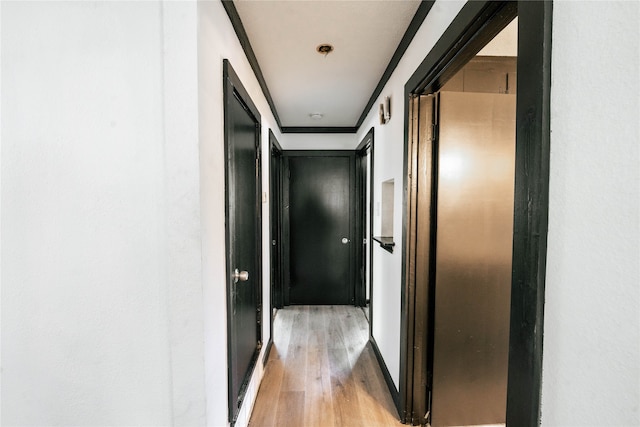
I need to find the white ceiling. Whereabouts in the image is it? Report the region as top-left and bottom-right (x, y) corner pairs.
(233, 0), (422, 128)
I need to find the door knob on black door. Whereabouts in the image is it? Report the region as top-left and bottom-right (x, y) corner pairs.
(342, 237), (350, 244)
(232, 268), (249, 283)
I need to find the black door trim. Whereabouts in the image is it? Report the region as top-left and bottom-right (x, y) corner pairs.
(505, 3), (552, 424)
(223, 59), (263, 424)
(265, 129), (283, 366)
(399, 2), (552, 425)
(355, 129), (374, 314)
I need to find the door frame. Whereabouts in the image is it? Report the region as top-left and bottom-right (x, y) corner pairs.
(282, 150), (357, 306)
(355, 128), (374, 317)
(400, 1), (552, 425)
(267, 130), (283, 364)
(223, 59), (263, 424)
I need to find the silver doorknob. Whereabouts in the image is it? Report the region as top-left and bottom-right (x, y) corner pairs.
(342, 237), (350, 244)
(232, 268), (249, 283)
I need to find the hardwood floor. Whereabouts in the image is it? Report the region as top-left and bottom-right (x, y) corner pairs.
(249, 306), (404, 427)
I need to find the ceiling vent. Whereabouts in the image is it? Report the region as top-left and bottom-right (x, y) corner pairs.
(316, 44), (334, 56)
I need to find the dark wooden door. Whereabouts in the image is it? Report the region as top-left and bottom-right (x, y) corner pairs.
(270, 132), (284, 309)
(223, 60), (261, 423)
(286, 152), (354, 305)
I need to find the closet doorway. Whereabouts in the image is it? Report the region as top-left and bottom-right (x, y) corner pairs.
(400, 1), (551, 425)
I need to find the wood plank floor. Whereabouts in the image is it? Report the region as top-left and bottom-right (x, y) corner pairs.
(249, 305), (404, 427)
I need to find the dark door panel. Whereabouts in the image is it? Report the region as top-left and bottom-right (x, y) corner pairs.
(287, 153), (354, 305)
(270, 132), (284, 309)
(223, 60), (262, 423)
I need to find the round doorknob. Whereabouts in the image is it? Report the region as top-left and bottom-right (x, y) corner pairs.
(232, 268), (249, 283)
(342, 237), (350, 244)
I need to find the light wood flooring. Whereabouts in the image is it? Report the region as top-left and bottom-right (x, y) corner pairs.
(248, 305), (404, 427)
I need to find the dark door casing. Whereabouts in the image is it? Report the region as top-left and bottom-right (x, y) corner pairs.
(223, 60), (262, 423)
(355, 128), (374, 310)
(285, 152), (355, 305)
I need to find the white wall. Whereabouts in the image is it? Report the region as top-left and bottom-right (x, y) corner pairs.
(162, 3), (207, 425)
(356, 0), (466, 390)
(197, 1), (281, 426)
(279, 133), (358, 150)
(1, 2), (204, 425)
(542, 1), (640, 425)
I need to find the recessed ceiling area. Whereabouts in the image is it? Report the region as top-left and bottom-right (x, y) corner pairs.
(233, 0), (422, 128)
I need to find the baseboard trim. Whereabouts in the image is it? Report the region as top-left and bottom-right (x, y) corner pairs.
(370, 336), (400, 412)
(262, 338), (273, 367)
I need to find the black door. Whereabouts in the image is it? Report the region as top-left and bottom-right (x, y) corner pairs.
(223, 60), (261, 423)
(270, 132), (284, 309)
(285, 152), (355, 305)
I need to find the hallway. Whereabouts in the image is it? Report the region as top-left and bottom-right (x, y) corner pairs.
(3, 2), (638, 426)
(249, 306), (403, 427)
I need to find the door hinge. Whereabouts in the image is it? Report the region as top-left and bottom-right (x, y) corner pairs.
(429, 123), (438, 142)
(425, 390), (432, 426)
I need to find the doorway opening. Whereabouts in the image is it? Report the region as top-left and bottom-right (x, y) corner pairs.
(268, 139), (375, 349)
(400, 1), (551, 426)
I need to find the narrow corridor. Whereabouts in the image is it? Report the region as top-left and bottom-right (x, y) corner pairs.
(249, 306), (403, 427)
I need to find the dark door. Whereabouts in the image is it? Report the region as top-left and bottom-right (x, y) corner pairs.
(223, 60), (262, 423)
(286, 152), (355, 305)
(270, 131), (284, 309)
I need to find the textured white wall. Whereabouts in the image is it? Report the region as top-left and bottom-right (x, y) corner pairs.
(161, 2), (207, 425)
(2, 2), (180, 425)
(356, 0), (467, 389)
(542, 1), (640, 425)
